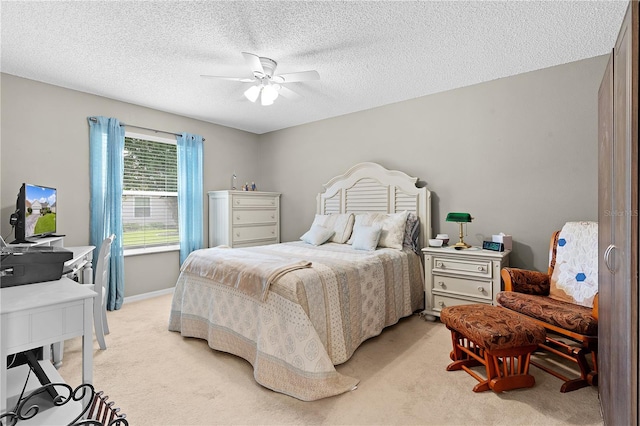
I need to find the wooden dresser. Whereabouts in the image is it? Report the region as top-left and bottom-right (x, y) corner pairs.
(208, 190), (281, 248)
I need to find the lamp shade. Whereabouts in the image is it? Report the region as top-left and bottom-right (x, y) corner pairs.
(244, 85), (261, 103)
(446, 212), (473, 223)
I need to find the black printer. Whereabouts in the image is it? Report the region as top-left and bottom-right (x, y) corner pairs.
(0, 246), (73, 288)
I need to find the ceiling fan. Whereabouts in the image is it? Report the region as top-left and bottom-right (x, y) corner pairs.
(201, 52), (320, 106)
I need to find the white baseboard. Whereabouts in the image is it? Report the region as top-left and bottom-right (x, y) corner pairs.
(123, 287), (175, 304)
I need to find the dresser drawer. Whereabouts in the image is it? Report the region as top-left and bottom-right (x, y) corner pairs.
(232, 196), (278, 208)
(431, 294), (490, 313)
(433, 257), (492, 278)
(232, 224), (278, 243)
(233, 239), (278, 248)
(232, 209), (277, 225)
(432, 275), (492, 301)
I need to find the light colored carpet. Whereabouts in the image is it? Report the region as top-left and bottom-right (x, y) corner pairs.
(58, 293), (603, 426)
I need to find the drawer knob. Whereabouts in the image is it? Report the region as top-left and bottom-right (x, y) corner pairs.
(236, 232), (240, 237)
(438, 281), (445, 287)
(477, 266), (485, 272)
(477, 286), (485, 293)
(438, 301), (445, 307)
(236, 216), (240, 220)
(436, 262), (444, 268)
(271, 214), (275, 219)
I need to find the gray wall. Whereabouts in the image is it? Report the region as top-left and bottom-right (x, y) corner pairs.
(1, 54), (607, 296)
(1, 73), (260, 297)
(259, 55), (608, 273)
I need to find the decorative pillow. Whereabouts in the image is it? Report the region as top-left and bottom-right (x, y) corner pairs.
(351, 225), (383, 251)
(549, 221), (598, 308)
(309, 213), (355, 244)
(300, 225), (335, 246)
(403, 212), (421, 253)
(347, 211), (409, 249)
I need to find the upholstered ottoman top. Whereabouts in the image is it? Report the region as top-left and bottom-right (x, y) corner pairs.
(440, 304), (546, 351)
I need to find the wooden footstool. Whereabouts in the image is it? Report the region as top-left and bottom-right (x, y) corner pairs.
(440, 304), (546, 393)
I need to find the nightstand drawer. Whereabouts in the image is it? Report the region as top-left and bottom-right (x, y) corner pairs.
(232, 225), (278, 243)
(433, 257), (492, 278)
(232, 196), (278, 208)
(432, 275), (492, 301)
(232, 209), (278, 225)
(431, 294), (487, 313)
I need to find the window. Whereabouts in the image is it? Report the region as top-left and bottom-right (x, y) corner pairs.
(122, 133), (179, 254)
(134, 197), (151, 218)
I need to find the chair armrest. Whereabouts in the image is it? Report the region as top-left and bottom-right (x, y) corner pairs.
(592, 293), (599, 321)
(501, 267), (550, 295)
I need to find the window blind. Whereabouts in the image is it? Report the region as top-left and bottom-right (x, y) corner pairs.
(122, 136), (179, 249)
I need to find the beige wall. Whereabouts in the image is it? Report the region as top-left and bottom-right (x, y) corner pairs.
(258, 55), (608, 273)
(1, 54), (607, 295)
(1, 74), (260, 296)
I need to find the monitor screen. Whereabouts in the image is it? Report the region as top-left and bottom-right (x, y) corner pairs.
(24, 183), (57, 238)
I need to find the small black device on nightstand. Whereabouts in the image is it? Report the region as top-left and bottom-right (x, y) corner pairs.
(482, 240), (504, 252)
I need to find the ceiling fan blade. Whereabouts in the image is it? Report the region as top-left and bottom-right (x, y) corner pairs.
(200, 75), (255, 82)
(273, 70), (320, 84)
(242, 52), (265, 76)
(277, 85), (302, 101)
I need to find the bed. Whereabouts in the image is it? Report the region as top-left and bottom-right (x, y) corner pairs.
(168, 162), (432, 400)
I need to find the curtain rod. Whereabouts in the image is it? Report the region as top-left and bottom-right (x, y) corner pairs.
(88, 117), (205, 141)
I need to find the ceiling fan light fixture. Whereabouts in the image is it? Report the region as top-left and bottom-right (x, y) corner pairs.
(261, 84), (279, 106)
(244, 85), (261, 103)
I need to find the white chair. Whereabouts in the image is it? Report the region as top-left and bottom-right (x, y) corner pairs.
(90, 234), (115, 350)
(52, 235), (114, 366)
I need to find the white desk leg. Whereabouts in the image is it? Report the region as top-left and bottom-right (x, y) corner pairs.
(82, 297), (93, 385)
(52, 341), (64, 368)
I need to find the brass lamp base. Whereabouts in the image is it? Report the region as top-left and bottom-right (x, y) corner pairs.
(452, 241), (472, 249)
(453, 222), (472, 249)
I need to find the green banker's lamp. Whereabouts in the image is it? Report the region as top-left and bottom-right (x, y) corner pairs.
(446, 212), (473, 249)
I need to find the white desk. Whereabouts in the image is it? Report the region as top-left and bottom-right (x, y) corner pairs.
(8, 237), (95, 285)
(1, 277), (95, 414)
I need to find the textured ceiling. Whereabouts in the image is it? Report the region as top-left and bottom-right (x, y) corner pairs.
(0, 1), (628, 134)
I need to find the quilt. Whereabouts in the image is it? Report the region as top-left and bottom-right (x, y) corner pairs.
(168, 241), (424, 401)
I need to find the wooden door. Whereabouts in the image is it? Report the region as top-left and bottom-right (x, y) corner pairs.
(597, 51), (614, 421)
(598, 1), (639, 424)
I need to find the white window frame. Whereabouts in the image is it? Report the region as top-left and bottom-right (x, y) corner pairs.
(123, 132), (179, 257)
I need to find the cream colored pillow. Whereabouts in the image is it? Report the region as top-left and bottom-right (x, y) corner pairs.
(310, 213), (355, 244)
(347, 211), (409, 249)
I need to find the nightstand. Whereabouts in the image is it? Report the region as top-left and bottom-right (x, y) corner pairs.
(421, 246), (510, 321)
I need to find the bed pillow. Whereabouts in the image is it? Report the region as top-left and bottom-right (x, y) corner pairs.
(309, 213), (355, 243)
(403, 212), (421, 253)
(300, 225), (335, 246)
(351, 225), (383, 251)
(347, 211), (409, 249)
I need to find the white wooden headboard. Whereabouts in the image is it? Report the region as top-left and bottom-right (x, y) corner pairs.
(317, 162), (432, 249)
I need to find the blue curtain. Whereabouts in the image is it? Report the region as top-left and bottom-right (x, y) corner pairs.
(88, 116), (125, 310)
(177, 133), (204, 264)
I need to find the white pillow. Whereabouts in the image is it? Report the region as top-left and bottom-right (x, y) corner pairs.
(351, 225), (382, 251)
(347, 211), (409, 249)
(300, 225), (335, 246)
(310, 213), (355, 243)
